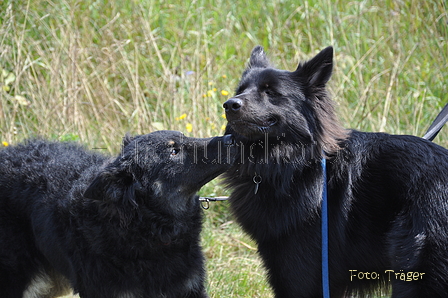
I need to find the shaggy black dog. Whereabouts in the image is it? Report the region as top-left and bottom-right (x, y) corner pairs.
(0, 131), (235, 298)
(223, 46), (448, 297)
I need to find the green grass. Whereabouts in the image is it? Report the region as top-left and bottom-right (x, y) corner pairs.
(0, 0), (447, 297)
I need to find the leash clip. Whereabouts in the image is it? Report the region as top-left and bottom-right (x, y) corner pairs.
(200, 198), (210, 210)
(199, 196), (229, 210)
(253, 173), (262, 194)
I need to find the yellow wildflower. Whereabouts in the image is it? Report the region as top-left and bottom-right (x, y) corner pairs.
(221, 113), (226, 119)
(207, 90), (214, 97)
(221, 124), (227, 131)
(221, 90), (229, 96)
(186, 123), (193, 133)
(2, 141), (9, 147)
(176, 113), (187, 121)
(222, 74), (227, 79)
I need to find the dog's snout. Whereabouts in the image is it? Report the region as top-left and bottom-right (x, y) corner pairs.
(223, 98), (243, 113)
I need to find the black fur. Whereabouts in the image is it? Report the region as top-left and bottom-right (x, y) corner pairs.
(223, 46), (448, 297)
(0, 131), (236, 298)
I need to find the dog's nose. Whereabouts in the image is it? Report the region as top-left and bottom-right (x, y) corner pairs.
(223, 98), (243, 113)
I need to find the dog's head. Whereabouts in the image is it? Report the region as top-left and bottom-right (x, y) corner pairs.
(223, 46), (346, 155)
(84, 131), (236, 212)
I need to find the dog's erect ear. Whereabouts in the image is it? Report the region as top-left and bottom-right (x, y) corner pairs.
(122, 133), (138, 148)
(296, 46), (333, 87)
(248, 46), (270, 69)
(83, 163), (138, 208)
(122, 134), (133, 147)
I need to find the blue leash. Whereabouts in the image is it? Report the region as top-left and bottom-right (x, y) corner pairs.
(321, 157), (330, 298)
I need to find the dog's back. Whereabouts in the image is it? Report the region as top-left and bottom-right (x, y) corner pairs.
(330, 131), (448, 296)
(0, 140), (106, 220)
(0, 140), (106, 193)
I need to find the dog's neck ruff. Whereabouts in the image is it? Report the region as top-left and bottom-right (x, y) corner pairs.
(251, 157), (330, 297)
(201, 156), (330, 298)
(247, 155), (329, 297)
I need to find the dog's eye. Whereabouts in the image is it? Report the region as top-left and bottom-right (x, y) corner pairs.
(170, 148), (180, 156)
(264, 84), (273, 95)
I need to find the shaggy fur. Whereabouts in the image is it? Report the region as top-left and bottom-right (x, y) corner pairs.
(223, 46), (448, 297)
(0, 131), (236, 298)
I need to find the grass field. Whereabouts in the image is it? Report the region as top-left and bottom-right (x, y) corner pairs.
(0, 0), (447, 297)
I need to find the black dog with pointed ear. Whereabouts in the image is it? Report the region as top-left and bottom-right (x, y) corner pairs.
(223, 46), (448, 297)
(0, 131), (236, 298)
